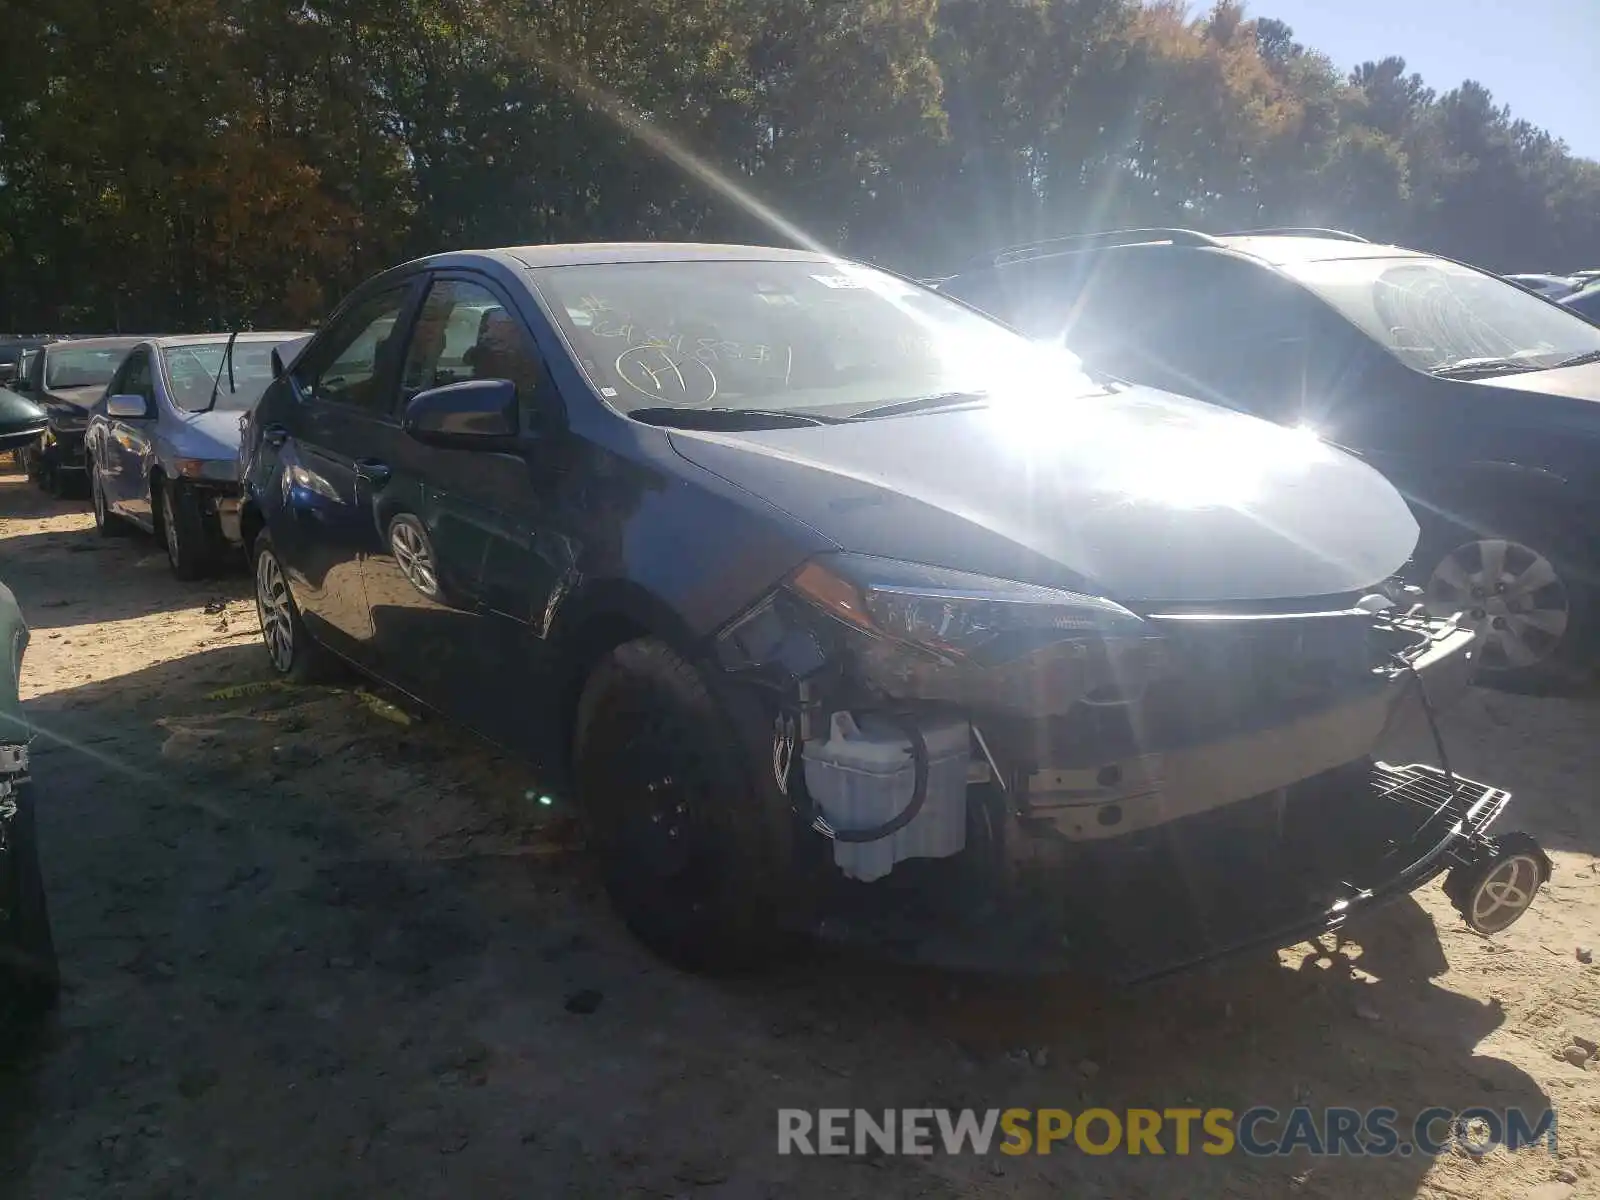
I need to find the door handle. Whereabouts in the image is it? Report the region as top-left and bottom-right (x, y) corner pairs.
(262, 424), (290, 448)
(355, 458), (392, 486)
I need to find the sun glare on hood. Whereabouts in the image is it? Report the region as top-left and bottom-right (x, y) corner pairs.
(978, 388), (1337, 511)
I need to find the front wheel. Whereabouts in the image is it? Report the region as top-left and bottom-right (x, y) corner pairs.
(159, 477), (217, 580)
(252, 530), (338, 684)
(1420, 514), (1593, 689)
(90, 462), (131, 538)
(573, 639), (792, 973)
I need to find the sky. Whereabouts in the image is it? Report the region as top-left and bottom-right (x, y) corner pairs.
(1214, 0), (1600, 161)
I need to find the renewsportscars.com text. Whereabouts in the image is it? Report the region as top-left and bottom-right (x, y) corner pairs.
(777, 1106), (1558, 1158)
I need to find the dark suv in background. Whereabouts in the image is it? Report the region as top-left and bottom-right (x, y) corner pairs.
(939, 228), (1600, 686)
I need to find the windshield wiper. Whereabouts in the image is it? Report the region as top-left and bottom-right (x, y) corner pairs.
(1427, 356), (1544, 379)
(1549, 349), (1600, 370)
(848, 391), (990, 420)
(627, 406), (847, 430)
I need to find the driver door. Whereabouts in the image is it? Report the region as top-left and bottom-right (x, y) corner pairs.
(101, 349), (159, 526)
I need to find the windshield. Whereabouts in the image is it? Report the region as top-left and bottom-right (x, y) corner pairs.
(162, 340), (282, 412)
(45, 344), (135, 390)
(1281, 256), (1600, 375)
(535, 259), (1098, 418)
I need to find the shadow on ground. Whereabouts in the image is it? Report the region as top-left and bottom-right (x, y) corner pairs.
(0, 644), (1562, 1200)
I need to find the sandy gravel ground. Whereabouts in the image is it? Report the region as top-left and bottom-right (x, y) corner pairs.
(0, 463), (1595, 1200)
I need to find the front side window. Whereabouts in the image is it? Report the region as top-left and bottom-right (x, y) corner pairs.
(45, 344), (137, 390)
(162, 340), (281, 412)
(401, 279), (545, 415)
(120, 351), (154, 401)
(1282, 255), (1600, 376)
(297, 288), (410, 412)
(535, 259), (1098, 417)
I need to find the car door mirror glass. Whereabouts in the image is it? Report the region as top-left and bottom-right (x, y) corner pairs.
(403, 378), (519, 450)
(106, 394), (150, 419)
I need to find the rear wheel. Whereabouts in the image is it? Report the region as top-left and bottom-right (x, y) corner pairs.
(1420, 512), (1593, 689)
(252, 530), (337, 684)
(159, 477), (216, 580)
(0, 783), (60, 1019)
(573, 638), (791, 973)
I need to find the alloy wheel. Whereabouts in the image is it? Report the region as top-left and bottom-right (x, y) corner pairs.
(256, 549), (295, 673)
(1423, 538), (1569, 671)
(390, 518), (440, 598)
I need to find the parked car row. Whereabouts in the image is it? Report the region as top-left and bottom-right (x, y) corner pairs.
(3, 330), (310, 576)
(0, 238), (1564, 986)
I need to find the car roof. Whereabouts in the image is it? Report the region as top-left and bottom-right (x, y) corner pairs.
(43, 335), (144, 351)
(471, 243), (835, 269)
(1213, 235), (1430, 267)
(149, 331), (311, 349)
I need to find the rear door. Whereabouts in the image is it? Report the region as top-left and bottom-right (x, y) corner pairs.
(275, 282), (422, 661)
(359, 271), (565, 745)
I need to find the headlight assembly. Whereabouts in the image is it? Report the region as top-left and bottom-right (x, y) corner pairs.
(717, 554), (1169, 715)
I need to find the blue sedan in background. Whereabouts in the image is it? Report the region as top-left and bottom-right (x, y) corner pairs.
(85, 331), (309, 578)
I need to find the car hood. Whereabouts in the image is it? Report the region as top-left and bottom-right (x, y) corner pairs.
(666, 388), (1419, 605)
(169, 408), (244, 459)
(43, 384), (107, 412)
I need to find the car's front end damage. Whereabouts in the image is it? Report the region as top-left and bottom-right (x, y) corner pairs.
(715, 556), (1551, 982)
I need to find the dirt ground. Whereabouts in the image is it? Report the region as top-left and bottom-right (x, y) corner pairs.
(0, 462), (1595, 1200)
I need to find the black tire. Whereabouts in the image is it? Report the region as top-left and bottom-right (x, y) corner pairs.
(0, 782), (61, 1018)
(252, 529), (338, 684)
(15, 441), (40, 481)
(36, 452), (58, 496)
(573, 638), (792, 973)
(1416, 507), (1594, 691)
(89, 460), (132, 538)
(158, 476), (216, 580)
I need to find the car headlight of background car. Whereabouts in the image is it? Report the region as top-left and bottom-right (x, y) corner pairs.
(716, 553), (1168, 715)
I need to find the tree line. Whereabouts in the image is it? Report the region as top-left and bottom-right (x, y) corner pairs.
(1, 0), (1596, 332)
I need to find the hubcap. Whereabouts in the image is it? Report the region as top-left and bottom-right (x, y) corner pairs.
(256, 550), (295, 672)
(390, 519), (440, 598)
(1468, 853), (1543, 934)
(1424, 538), (1568, 671)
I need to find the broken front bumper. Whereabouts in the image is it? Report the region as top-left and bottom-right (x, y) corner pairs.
(1011, 616), (1480, 840)
(810, 759), (1545, 983)
(800, 612), (1548, 981)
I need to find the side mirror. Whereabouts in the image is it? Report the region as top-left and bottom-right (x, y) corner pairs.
(106, 394), (150, 419)
(403, 379), (520, 452)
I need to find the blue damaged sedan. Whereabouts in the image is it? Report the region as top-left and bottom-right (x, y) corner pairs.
(85, 331), (309, 578)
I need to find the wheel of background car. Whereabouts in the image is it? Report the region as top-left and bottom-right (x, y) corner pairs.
(1420, 512), (1592, 689)
(159, 477), (216, 581)
(0, 782), (60, 1019)
(252, 530), (339, 684)
(90, 462), (131, 538)
(573, 637), (792, 973)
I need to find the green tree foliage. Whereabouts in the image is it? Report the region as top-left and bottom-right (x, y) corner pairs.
(0, 0), (1595, 329)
